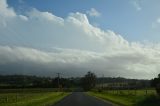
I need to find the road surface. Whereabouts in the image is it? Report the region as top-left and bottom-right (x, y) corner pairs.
(53, 92), (114, 106)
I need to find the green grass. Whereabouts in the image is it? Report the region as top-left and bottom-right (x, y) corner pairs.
(0, 89), (70, 106)
(88, 89), (160, 106)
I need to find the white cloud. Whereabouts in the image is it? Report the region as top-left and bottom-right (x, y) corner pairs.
(0, 0), (16, 26)
(86, 8), (101, 17)
(0, 44), (159, 79)
(27, 8), (64, 23)
(19, 15), (28, 21)
(131, 0), (142, 11)
(151, 18), (160, 28)
(157, 18), (160, 23)
(0, 0), (16, 17)
(0, 0), (160, 79)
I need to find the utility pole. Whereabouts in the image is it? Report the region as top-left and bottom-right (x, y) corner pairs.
(56, 73), (62, 91)
(57, 73), (60, 87)
(102, 74), (104, 90)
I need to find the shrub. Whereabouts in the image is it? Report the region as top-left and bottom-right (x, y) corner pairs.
(151, 74), (160, 96)
(81, 72), (96, 91)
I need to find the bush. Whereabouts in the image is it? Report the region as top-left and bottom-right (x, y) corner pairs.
(151, 74), (160, 96)
(81, 72), (96, 91)
(156, 84), (160, 96)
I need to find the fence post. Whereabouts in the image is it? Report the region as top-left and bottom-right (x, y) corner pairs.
(145, 89), (147, 95)
(16, 94), (18, 103)
(134, 89), (137, 95)
(6, 97), (8, 103)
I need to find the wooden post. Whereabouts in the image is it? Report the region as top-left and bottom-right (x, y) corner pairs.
(134, 89), (137, 95)
(6, 97), (8, 103)
(145, 89), (147, 95)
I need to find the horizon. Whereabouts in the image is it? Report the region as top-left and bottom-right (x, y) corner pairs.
(0, 0), (160, 79)
(0, 74), (151, 80)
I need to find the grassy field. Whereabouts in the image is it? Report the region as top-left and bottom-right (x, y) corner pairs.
(88, 89), (160, 106)
(0, 88), (70, 106)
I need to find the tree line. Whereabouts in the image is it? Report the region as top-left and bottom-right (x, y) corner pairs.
(0, 72), (151, 91)
(0, 75), (81, 88)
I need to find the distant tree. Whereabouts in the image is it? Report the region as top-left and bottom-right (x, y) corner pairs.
(151, 74), (160, 96)
(81, 72), (96, 91)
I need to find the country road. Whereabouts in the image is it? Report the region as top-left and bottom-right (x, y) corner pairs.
(53, 92), (115, 106)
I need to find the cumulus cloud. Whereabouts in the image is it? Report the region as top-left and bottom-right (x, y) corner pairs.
(86, 8), (101, 17)
(0, 0), (16, 26)
(0, 0), (16, 17)
(0, 0), (160, 79)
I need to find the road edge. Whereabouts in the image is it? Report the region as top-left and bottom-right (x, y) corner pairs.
(86, 92), (121, 106)
(51, 92), (72, 106)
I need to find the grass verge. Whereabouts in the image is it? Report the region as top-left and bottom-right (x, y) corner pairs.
(87, 90), (160, 106)
(0, 91), (70, 106)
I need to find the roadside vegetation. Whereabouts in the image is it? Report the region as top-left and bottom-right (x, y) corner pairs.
(0, 88), (70, 106)
(87, 73), (160, 106)
(88, 89), (160, 106)
(151, 74), (160, 96)
(0, 72), (160, 106)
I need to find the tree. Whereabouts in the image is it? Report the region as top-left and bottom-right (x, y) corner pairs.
(81, 72), (96, 91)
(151, 74), (160, 96)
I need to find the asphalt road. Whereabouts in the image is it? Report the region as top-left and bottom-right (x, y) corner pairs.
(53, 92), (114, 106)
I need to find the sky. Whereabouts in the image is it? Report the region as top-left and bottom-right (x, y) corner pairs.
(0, 0), (160, 79)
